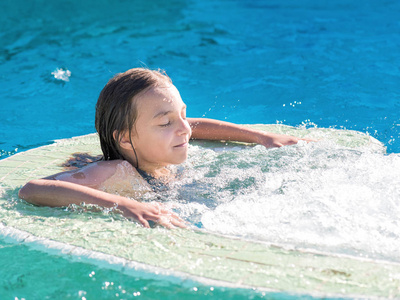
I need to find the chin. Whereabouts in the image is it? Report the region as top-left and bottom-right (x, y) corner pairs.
(171, 154), (188, 165)
(173, 158), (187, 165)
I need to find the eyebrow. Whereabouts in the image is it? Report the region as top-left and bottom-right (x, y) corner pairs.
(153, 110), (172, 119)
(152, 105), (186, 119)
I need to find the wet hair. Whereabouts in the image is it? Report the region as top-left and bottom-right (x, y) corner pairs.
(95, 68), (172, 165)
(61, 152), (103, 170)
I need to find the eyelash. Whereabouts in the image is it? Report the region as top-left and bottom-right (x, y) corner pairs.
(160, 121), (171, 127)
(159, 112), (186, 127)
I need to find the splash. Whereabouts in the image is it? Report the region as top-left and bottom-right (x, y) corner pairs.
(51, 68), (71, 82)
(167, 139), (400, 263)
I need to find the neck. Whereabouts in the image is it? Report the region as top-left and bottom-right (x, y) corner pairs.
(139, 163), (171, 179)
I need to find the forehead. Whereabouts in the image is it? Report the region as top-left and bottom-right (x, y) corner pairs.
(136, 84), (184, 112)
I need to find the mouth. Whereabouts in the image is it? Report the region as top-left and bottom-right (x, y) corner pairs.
(174, 141), (188, 148)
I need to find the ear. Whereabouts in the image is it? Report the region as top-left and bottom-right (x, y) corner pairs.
(113, 130), (133, 151)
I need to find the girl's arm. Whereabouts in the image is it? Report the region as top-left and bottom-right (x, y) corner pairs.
(188, 118), (306, 147)
(18, 163), (185, 229)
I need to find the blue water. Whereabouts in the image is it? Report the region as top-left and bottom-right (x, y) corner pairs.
(1, 0), (400, 298)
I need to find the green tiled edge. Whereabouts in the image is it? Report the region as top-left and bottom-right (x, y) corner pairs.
(0, 127), (398, 298)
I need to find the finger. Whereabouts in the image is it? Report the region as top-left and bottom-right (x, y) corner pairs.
(137, 216), (150, 228)
(158, 203), (177, 215)
(149, 202), (162, 214)
(157, 211), (187, 228)
(170, 212), (186, 224)
(170, 218), (187, 229)
(160, 207), (170, 214)
(303, 138), (318, 143)
(156, 204), (183, 219)
(156, 216), (173, 229)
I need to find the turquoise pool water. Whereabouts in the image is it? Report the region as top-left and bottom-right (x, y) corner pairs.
(1, 0), (400, 298)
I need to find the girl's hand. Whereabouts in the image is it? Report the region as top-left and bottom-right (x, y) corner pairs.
(120, 199), (186, 229)
(256, 132), (315, 148)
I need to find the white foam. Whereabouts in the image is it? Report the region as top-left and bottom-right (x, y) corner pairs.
(178, 142), (400, 262)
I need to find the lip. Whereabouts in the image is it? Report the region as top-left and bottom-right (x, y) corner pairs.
(174, 142), (188, 148)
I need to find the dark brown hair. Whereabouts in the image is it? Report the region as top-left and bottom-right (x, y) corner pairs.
(95, 68), (171, 162)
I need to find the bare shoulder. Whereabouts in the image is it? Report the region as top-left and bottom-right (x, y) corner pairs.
(44, 159), (150, 197)
(46, 159), (128, 189)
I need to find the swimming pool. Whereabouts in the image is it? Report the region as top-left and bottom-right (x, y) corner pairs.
(1, 0), (400, 298)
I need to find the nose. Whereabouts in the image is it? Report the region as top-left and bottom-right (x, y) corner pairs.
(177, 118), (192, 136)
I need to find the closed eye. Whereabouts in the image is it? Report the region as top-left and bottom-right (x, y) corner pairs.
(160, 121), (171, 127)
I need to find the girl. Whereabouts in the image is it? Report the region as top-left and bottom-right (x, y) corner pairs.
(19, 68), (306, 228)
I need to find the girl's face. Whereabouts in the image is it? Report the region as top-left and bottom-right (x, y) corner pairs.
(131, 84), (191, 173)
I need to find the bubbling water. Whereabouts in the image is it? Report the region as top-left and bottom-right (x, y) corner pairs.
(165, 140), (400, 263)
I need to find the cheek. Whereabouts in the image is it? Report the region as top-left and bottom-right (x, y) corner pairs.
(148, 129), (173, 147)
(135, 127), (175, 153)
